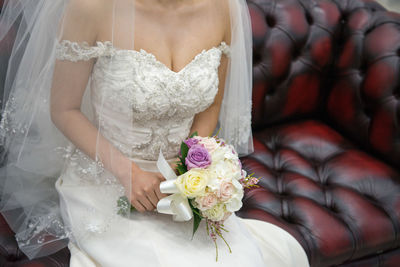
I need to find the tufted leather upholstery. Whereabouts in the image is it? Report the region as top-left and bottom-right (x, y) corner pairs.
(250, 0), (341, 128)
(238, 120), (400, 266)
(0, 0), (400, 266)
(239, 0), (400, 266)
(328, 0), (400, 167)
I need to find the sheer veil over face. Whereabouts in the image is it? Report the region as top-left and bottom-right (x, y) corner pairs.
(0, 0), (253, 259)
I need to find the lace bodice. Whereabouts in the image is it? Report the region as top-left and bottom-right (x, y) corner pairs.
(56, 40), (230, 160)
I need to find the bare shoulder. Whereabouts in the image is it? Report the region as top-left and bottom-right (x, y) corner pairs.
(63, 0), (111, 26)
(61, 0), (112, 43)
(215, 0), (232, 44)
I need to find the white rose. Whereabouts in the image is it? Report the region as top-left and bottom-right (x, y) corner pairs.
(209, 161), (241, 184)
(225, 181), (244, 212)
(232, 179), (244, 191)
(223, 144), (239, 161)
(225, 196), (243, 212)
(208, 161), (225, 177)
(206, 162), (231, 192)
(202, 203), (226, 221)
(225, 160), (242, 180)
(210, 145), (231, 162)
(206, 176), (223, 192)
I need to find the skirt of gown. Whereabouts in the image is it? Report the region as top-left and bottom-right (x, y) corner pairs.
(55, 156), (309, 267)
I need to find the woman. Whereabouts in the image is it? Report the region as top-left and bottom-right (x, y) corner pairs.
(0, 0), (309, 266)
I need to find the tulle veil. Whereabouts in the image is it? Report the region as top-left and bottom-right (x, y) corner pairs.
(0, 0), (253, 259)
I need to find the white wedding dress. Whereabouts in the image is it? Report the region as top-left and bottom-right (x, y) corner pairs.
(54, 40), (309, 267)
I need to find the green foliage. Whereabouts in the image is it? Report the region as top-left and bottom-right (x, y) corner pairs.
(189, 199), (203, 238)
(189, 131), (198, 138)
(117, 196), (135, 216)
(180, 142), (189, 161)
(176, 164), (187, 175)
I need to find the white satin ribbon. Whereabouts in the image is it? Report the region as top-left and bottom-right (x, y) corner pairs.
(156, 150), (193, 221)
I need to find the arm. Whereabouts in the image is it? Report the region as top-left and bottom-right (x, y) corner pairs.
(51, 0), (130, 179)
(51, 0), (165, 212)
(189, 52), (229, 137)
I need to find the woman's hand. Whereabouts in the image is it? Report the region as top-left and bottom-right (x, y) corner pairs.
(118, 162), (168, 213)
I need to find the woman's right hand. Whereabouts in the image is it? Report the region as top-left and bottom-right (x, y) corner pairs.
(119, 163), (168, 212)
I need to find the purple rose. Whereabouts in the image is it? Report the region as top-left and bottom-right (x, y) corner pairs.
(184, 137), (199, 148)
(185, 144), (212, 170)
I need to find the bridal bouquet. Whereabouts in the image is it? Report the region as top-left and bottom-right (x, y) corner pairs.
(118, 133), (259, 260)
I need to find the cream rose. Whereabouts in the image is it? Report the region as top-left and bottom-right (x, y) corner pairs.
(175, 169), (209, 198)
(202, 203), (226, 221)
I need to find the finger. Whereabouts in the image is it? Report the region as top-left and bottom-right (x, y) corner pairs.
(155, 185), (168, 200)
(146, 190), (159, 208)
(131, 199), (146, 213)
(156, 172), (166, 181)
(138, 196), (155, 211)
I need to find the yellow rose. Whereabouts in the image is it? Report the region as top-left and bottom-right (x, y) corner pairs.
(175, 169), (209, 198)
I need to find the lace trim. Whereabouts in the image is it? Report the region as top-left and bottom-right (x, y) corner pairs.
(218, 41), (231, 57)
(56, 40), (115, 62)
(56, 40), (230, 62)
(15, 212), (70, 247)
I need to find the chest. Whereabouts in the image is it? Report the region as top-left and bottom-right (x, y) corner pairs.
(98, 0), (226, 73)
(89, 47), (224, 121)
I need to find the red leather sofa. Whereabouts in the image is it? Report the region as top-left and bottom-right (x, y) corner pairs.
(1, 0), (400, 266)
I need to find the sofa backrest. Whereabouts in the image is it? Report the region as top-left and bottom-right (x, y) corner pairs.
(328, 0), (400, 166)
(249, 0), (341, 129)
(249, 0), (400, 167)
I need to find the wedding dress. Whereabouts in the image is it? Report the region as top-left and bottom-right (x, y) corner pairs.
(53, 40), (309, 267)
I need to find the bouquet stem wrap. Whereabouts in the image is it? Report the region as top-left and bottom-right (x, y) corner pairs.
(156, 150), (193, 221)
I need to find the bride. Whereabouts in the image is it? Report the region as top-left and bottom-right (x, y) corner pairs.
(0, 0), (309, 266)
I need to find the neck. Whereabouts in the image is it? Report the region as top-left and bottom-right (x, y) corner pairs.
(154, 0), (195, 8)
(157, 0), (187, 3)
(136, 0), (199, 10)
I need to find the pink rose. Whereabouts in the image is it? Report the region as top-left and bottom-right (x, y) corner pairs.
(217, 181), (235, 202)
(196, 193), (218, 211)
(199, 138), (219, 153)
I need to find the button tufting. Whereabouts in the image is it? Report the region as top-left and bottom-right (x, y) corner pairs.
(329, 205), (338, 213)
(279, 191), (290, 198)
(365, 27), (374, 35)
(363, 106), (373, 118)
(394, 90), (400, 99)
(305, 12), (314, 25)
(266, 15), (277, 28)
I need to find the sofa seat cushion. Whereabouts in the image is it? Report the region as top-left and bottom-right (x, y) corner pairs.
(0, 248), (70, 267)
(237, 119), (400, 267)
(0, 207), (70, 266)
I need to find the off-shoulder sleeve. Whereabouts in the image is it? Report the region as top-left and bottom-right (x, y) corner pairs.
(217, 41), (231, 58)
(55, 40), (115, 62)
